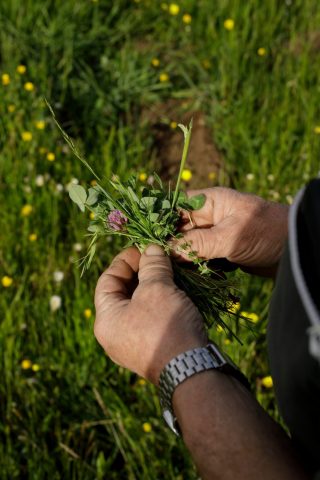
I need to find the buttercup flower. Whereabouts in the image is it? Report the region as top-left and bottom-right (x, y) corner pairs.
(168, 3), (179, 15)
(224, 18), (234, 30)
(35, 120), (45, 130)
(21, 359), (32, 369)
(261, 375), (273, 388)
(257, 47), (266, 56)
(47, 152), (55, 162)
(21, 204), (33, 217)
(2, 276), (13, 287)
(229, 302), (240, 313)
(159, 72), (169, 82)
(32, 364), (40, 372)
(142, 422), (152, 433)
(240, 311), (259, 323)
(151, 58), (160, 67)
(182, 13), (192, 24)
(2, 73), (10, 85)
(138, 378), (146, 386)
(170, 121), (177, 129)
(21, 131), (32, 142)
(29, 233), (37, 242)
(24, 82), (34, 91)
(138, 172), (148, 182)
(107, 209), (128, 231)
(181, 169), (192, 182)
(90, 212), (95, 220)
(17, 65), (27, 74)
(50, 295), (62, 312)
(314, 126), (320, 134)
(84, 308), (92, 319)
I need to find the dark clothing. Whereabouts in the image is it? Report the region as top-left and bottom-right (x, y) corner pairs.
(268, 179), (320, 477)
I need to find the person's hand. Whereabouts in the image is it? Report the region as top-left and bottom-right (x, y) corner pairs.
(94, 245), (207, 385)
(172, 187), (289, 276)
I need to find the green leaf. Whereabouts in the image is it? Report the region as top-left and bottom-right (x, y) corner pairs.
(69, 185), (87, 212)
(186, 194), (206, 211)
(161, 199), (171, 210)
(149, 212), (160, 222)
(86, 188), (99, 206)
(140, 196), (157, 211)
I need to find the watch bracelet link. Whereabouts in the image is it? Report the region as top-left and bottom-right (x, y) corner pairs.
(158, 343), (250, 435)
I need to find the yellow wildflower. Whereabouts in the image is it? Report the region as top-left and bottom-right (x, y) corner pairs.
(224, 19), (234, 31)
(8, 104), (16, 113)
(151, 58), (160, 67)
(182, 13), (192, 24)
(216, 324), (224, 333)
(261, 375), (273, 389)
(208, 171), (216, 181)
(17, 65), (27, 74)
(240, 311), (259, 323)
(314, 126), (320, 134)
(181, 169), (192, 182)
(170, 121), (177, 129)
(24, 82), (34, 92)
(32, 364), (40, 372)
(138, 378), (146, 386)
(29, 233), (37, 242)
(21, 131), (32, 142)
(47, 152), (55, 162)
(91, 179), (97, 186)
(229, 302), (240, 313)
(2, 276), (13, 288)
(84, 308), (92, 319)
(202, 59), (211, 69)
(21, 204), (33, 217)
(139, 172), (148, 182)
(142, 422), (152, 433)
(90, 212), (95, 220)
(169, 3), (179, 15)
(35, 120), (45, 130)
(21, 359), (32, 370)
(224, 339), (231, 345)
(159, 72), (169, 83)
(2, 73), (10, 85)
(257, 47), (266, 56)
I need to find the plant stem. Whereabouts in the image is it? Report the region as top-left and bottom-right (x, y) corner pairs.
(171, 119), (193, 209)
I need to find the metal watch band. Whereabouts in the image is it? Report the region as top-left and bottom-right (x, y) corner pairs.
(158, 343), (250, 435)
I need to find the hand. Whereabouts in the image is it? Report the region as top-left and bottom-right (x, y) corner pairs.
(94, 245), (207, 384)
(173, 187), (289, 276)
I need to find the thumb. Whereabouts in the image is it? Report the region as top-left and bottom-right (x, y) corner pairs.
(172, 226), (226, 261)
(138, 245), (174, 284)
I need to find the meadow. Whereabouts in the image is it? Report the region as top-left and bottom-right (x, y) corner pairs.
(1, 0), (320, 478)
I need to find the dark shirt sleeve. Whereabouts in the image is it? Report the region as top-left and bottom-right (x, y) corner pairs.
(267, 179), (320, 477)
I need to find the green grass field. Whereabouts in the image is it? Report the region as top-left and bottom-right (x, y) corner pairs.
(1, 1), (320, 478)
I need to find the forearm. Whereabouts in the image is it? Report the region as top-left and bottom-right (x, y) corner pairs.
(173, 370), (308, 480)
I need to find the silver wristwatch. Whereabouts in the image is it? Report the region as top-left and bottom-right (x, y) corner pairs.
(158, 343), (250, 435)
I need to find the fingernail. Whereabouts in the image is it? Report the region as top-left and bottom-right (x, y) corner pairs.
(145, 245), (165, 256)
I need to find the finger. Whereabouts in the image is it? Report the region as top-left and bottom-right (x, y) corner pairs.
(138, 244), (174, 285)
(95, 247), (140, 310)
(171, 225), (228, 261)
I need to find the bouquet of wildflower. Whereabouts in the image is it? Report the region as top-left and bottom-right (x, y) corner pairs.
(56, 113), (239, 335)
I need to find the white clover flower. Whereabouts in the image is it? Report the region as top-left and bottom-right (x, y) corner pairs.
(53, 271), (64, 283)
(50, 295), (62, 312)
(71, 178), (79, 185)
(246, 173), (255, 181)
(56, 183), (63, 192)
(35, 175), (45, 187)
(23, 185), (32, 193)
(73, 243), (83, 252)
(267, 174), (274, 182)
